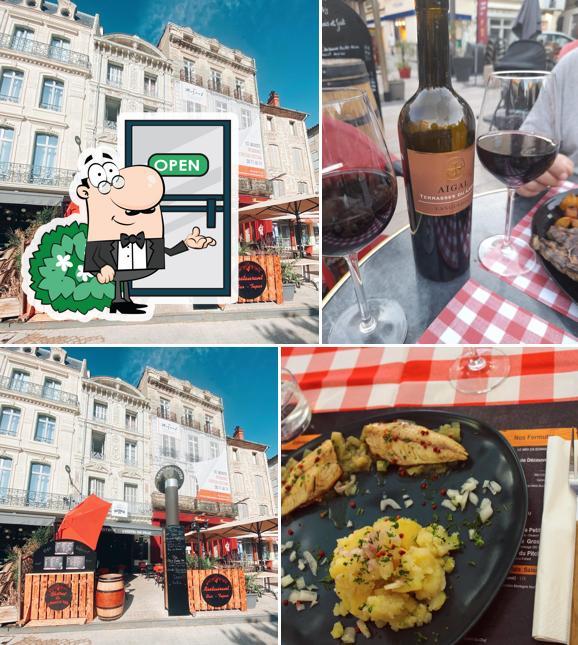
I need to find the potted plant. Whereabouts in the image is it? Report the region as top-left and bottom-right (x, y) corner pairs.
(245, 574), (263, 609)
(281, 261), (303, 302)
(397, 42), (411, 79)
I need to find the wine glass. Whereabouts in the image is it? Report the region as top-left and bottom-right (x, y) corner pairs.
(322, 89), (407, 344)
(449, 346), (510, 394)
(477, 71), (560, 277)
(281, 368), (312, 443)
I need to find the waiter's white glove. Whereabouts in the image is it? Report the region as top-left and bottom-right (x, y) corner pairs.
(185, 227), (217, 249)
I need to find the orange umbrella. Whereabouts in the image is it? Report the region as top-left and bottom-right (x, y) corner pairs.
(56, 495), (111, 550)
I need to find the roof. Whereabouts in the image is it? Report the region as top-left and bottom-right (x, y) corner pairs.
(308, 124), (319, 136)
(260, 103), (309, 121)
(268, 454), (278, 466)
(227, 436), (269, 452)
(5, 347), (84, 372)
(5, 0), (98, 29)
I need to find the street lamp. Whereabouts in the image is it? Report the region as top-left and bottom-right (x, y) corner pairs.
(74, 136), (82, 153)
(64, 464), (82, 498)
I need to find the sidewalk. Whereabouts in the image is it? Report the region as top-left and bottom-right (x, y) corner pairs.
(0, 284), (319, 345)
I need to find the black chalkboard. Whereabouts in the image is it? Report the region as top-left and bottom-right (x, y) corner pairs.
(33, 540), (96, 573)
(164, 526), (189, 616)
(45, 582), (72, 611)
(238, 261), (267, 300)
(322, 0), (381, 110)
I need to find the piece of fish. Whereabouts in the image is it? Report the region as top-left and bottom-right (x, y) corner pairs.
(361, 420), (468, 466)
(281, 439), (343, 516)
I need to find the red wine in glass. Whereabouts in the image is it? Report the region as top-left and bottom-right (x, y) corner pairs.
(477, 131), (559, 188)
(322, 168), (397, 257)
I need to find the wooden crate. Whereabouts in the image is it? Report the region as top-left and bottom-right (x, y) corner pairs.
(238, 255), (283, 304)
(187, 568), (247, 612)
(20, 572), (94, 626)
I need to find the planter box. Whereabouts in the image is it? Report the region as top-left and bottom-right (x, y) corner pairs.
(399, 67), (411, 79)
(247, 592), (258, 609)
(187, 568), (247, 612)
(283, 283), (296, 302)
(388, 79), (405, 101)
(238, 255), (284, 304)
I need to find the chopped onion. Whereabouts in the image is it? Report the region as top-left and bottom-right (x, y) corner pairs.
(404, 499), (414, 508)
(296, 576), (306, 590)
(297, 559), (306, 571)
(281, 574), (294, 588)
(469, 492), (479, 506)
(307, 584), (318, 591)
(489, 480), (502, 495)
(460, 477), (479, 493)
(402, 494), (410, 500)
(356, 620), (371, 638)
(289, 550), (297, 562)
(296, 602), (305, 611)
(303, 550), (318, 576)
(346, 520), (353, 528)
(281, 541), (293, 554)
(334, 475), (356, 495)
(446, 488), (460, 498)
(380, 498), (401, 511)
(468, 529), (475, 540)
(478, 498), (493, 523)
(441, 499), (457, 512)
(341, 626), (357, 643)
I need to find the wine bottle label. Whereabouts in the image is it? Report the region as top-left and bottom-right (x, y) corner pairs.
(406, 145), (474, 217)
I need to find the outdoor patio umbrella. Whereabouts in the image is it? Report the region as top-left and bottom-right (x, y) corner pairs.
(55, 494), (111, 550)
(186, 515), (278, 568)
(238, 194), (318, 257)
(512, 0), (541, 40)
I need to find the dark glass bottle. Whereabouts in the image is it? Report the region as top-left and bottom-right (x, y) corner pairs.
(398, 0), (476, 281)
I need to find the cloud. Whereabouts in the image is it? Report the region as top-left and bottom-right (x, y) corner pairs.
(117, 347), (207, 385)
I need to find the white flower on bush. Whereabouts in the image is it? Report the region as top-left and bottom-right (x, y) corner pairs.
(55, 254), (73, 273)
(76, 265), (92, 282)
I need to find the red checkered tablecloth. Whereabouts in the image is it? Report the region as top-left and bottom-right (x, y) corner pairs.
(416, 279), (577, 344)
(482, 181), (578, 322)
(281, 345), (578, 414)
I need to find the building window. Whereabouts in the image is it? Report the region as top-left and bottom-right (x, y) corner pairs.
(93, 401), (107, 421)
(234, 472), (244, 491)
(259, 504), (268, 515)
(297, 181), (308, 194)
(210, 69), (222, 92)
(240, 109), (251, 129)
(289, 120), (297, 136)
(215, 100), (227, 113)
(144, 73), (157, 97)
(11, 27), (34, 52)
(0, 69), (23, 103)
(292, 147), (304, 171)
(160, 398), (170, 416)
(255, 475), (265, 496)
(188, 435), (200, 462)
(40, 78), (64, 111)
(125, 440), (137, 465)
(49, 36), (70, 62)
(272, 179), (284, 198)
(31, 133), (58, 182)
(205, 415), (213, 432)
(89, 476), (104, 497)
(268, 144), (280, 168)
(233, 449), (239, 461)
(183, 59), (195, 83)
(0, 457), (12, 497)
(143, 105), (157, 113)
(9, 369), (29, 392)
(266, 116), (274, 131)
(252, 452), (258, 465)
(0, 127), (14, 175)
(0, 407), (20, 436)
(185, 100), (202, 112)
(42, 378), (61, 401)
(209, 442), (219, 459)
(184, 407), (195, 425)
(91, 432), (105, 459)
(34, 415), (55, 443)
(162, 434), (176, 458)
(28, 463), (50, 504)
(104, 97), (121, 129)
(125, 411), (137, 431)
(124, 483), (137, 505)
(235, 78), (245, 96)
(237, 502), (248, 519)
(106, 62), (123, 87)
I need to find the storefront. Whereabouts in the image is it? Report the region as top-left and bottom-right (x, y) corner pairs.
(0, 512), (55, 561)
(96, 523), (161, 573)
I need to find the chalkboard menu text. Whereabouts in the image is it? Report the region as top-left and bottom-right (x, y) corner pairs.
(238, 260), (267, 300)
(164, 526), (190, 616)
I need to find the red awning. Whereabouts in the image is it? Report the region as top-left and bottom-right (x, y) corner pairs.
(56, 495), (111, 550)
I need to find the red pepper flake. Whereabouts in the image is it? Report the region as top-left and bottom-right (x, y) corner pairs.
(282, 599), (289, 606)
(420, 430), (428, 436)
(395, 514), (401, 520)
(431, 503), (438, 510)
(440, 488), (447, 496)
(432, 474), (439, 481)
(398, 468), (407, 477)
(433, 446), (441, 454)
(376, 550), (385, 558)
(314, 456), (320, 463)
(318, 550), (326, 559)
(349, 500), (357, 509)
(287, 528), (294, 536)
(420, 482), (428, 490)
(390, 458), (398, 465)
(399, 533), (404, 539)
(399, 549), (406, 555)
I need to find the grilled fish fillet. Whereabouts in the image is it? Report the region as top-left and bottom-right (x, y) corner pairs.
(282, 439), (343, 517)
(361, 420), (468, 466)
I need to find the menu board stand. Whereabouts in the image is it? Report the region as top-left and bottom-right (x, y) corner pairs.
(163, 526), (190, 616)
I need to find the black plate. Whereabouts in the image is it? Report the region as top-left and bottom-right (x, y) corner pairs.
(531, 188), (578, 304)
(281, 409), (528, 645)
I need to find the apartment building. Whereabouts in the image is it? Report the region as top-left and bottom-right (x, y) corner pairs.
(0, 0), (99, 242)
(0, 346), (85, 557)
(307, 123), (319, 187)
(268, 453), (278, 509)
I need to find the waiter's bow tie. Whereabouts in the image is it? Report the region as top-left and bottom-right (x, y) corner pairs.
(120, 232), (145, 248)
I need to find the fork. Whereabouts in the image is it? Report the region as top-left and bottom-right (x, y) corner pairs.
(569, 428), (578, 645)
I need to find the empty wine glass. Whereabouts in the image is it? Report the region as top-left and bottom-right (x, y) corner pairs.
(281, 368), (312, 442)
(477, 71), (560, 277)
(449, 346), (510, 394)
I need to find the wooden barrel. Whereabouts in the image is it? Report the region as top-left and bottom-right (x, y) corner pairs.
(96, 574), (125, 621)
(322, 57), (379, 117)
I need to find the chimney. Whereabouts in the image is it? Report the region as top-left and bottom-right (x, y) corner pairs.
(233, 426), (245, 440)
(267, 91), (280, 107)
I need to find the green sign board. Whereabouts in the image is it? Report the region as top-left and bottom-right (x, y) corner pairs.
(148, 153), (209, 177)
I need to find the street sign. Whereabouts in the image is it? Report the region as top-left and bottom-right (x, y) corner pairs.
(238, 260), (267, 299)
(201, 573), (233, 607)
(45, 583), (72, 612)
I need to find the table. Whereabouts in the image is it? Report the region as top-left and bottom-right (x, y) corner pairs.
(293, 258), (318, 285)
(322, 189), (578, 342)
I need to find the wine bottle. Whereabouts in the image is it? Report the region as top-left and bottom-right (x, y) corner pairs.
(398, 0), (476, 282)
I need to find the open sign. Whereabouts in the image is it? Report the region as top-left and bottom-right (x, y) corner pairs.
(148, 153), (209, 177)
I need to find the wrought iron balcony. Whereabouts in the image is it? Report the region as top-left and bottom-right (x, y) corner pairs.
(152, 492), (236, 518)
(0, 488), (81, 512)
(179, 69), (204, 87)
(0, 375), (78, 406)
(157, 408), (177, 422)
(0, 162), (75, 189)
(103, 119), (117, 131)
(109, 499), (152, 517)
(181, 416), (201, 431)
(0, 33), (90, 70)
(90, 450), (105, 461)
(239, 177), (273, 197)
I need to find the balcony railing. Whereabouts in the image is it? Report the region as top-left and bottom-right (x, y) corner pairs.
(0, 162), (76, 189)
(0, 33), (90, 69)
(144, 85), (157, 98)
(179, 69), (256, 105)
(0, 375), (78, 406)
(157, 408), (177, 422)
(103, 119), (117, 131)
(180, 69), (204, 87)
(90, 450), (105, 461)
(239, 177), (273, 197)
(106, 77), (123, 88)
(181, 416), (201, 431)
(152, 492), (236, 517)
(0, 487), (152, 517)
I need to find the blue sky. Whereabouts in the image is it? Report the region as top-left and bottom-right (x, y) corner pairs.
(79, 0), (319, 124)
(64, 346), (279, 456)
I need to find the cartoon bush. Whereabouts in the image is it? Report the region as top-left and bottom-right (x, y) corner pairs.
(27, 221), (114, 314)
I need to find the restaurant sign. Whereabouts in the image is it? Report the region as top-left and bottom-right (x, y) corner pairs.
(45, 583), (72, 612)
(201, 573), (233, 607)
(238, 260), (267, 299)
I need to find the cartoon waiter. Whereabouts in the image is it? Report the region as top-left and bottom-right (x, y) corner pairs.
(74, 149), (216, 314)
